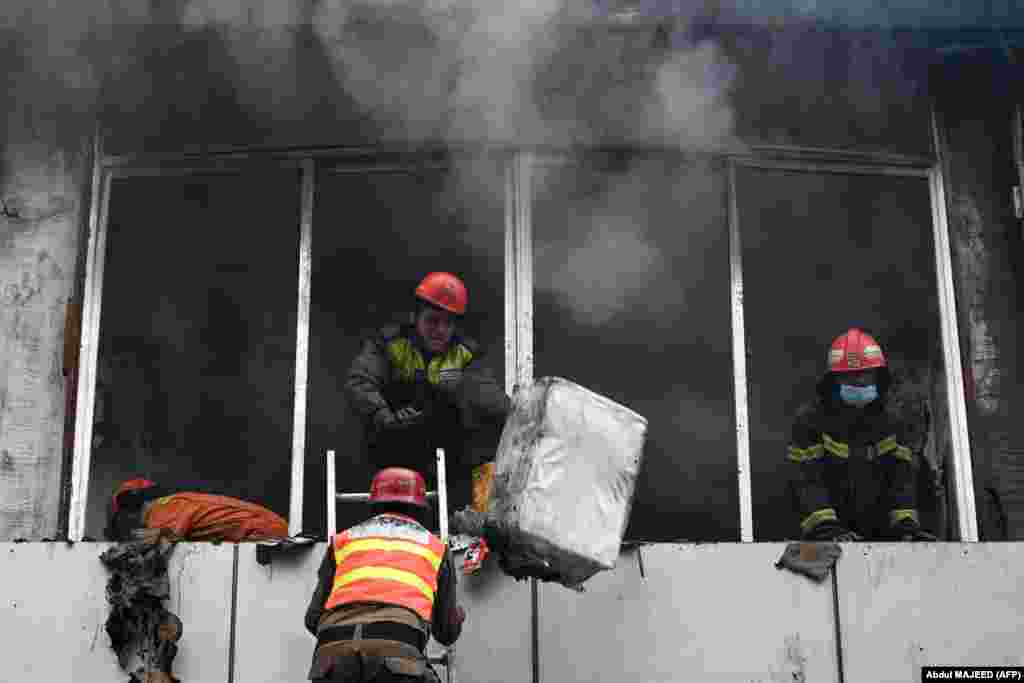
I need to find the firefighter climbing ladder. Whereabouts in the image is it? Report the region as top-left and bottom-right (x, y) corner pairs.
(326, 448), (457, 683)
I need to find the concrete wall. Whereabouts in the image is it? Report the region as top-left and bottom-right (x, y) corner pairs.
(3, 542), (1022, 682)
(0, 142), (87, 540)
(1, 0), (103, 538)
(934, 54), (1024, 539)
(839, 544), (1024, 682)
(0, 542), (233, 682)
(233, 544), (533, 683)
(539, 544), (839, 683)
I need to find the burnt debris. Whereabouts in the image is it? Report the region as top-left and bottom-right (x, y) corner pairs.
(99, 533), (184, 683)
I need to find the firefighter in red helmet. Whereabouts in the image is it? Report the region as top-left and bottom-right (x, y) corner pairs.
(787, 329), (936, 542)
(305, 468), (465, 682)
(344, 272), (510, 497)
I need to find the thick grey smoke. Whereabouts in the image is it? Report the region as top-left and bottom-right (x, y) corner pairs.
(4, 1), (741, 330)
(173, 1), (740, 142)
(532, 158), (725, 327)
(177, 1), (309, 123)
(173, 0), (568, 141)
(2, 1), (740, 189)
(537, 219), (664, 326)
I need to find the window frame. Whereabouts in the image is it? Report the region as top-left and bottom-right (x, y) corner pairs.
(69, 145), (309, 540)
(67, 139), (977, 542)
(1015, 103), (1024, 218)
(726, 145), (976, 541)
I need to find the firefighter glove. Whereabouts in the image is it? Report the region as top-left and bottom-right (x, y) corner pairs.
(374, 405), (426, 431)
(892, 518), (937, 542)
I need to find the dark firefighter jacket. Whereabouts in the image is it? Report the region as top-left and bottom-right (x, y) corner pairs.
(788, 388), (920, 540)
(345, 323), (511, 472)
(304, 513), (461, 680)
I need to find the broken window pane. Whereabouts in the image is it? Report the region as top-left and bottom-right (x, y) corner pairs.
(737, 168), (952, 541)
(306, 159), (506, 536)
(532, 155), (739, 542)
(86, 171), (302, 540)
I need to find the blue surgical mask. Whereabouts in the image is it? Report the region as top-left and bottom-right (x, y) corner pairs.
(839, 384), (878, 407)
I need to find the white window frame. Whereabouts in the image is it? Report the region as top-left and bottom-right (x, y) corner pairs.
(68, 140), (977, 543)
(68, 145), (309, 540)
(726, 147), (977, 541)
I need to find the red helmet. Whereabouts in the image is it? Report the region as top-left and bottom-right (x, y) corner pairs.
(828, 328), (887, 374)
(369, 468), (428, 508)
(415, 272), (467, 315)
(111, 478), (155, 514)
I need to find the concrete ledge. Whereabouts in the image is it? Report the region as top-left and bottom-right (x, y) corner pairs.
(234, 543), (321, 681)
(3, 542), (1022, 682)
(540, 543), (838, 683)
(837, 543), (1024, 683)
(0, 542), (233, 683)
(234, 542), (533, 683)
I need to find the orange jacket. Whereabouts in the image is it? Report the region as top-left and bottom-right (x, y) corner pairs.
(324, 513), (446, 622)
(143, 492), (288, 542)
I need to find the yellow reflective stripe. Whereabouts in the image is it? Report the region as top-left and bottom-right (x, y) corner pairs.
(389, 339), (473, 384)
(877, 436), (898, 455)
(788, 444), (825, 463)
(889, 509), (919, 526)
(877, 436), (913, 463)
(452, 344), (474, 367)
(335, 539), (442, 571)
(334, 566), (434, 602)
(387, 339), (425, 382)
(892, 446), (913, 464)
(822, 433), (849, 458)
(426, 344), (474, 384)
(801, 508), (838, 533)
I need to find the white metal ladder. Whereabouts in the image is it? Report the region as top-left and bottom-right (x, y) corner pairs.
(325, 448), (456, 683)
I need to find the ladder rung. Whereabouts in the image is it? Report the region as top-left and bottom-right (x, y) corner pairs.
(336, 491), (438, 502)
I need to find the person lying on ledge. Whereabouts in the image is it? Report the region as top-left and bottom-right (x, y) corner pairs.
(104, 478), (289, 543)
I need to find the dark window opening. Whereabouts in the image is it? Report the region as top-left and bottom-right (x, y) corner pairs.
(304, 159), (506, 537)
(85, 172), (301, 540)
(737, 168), (952, 541)
(532, 155), (739, 542)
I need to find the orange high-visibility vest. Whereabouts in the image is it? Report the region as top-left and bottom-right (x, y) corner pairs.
(324, 514), (446, 622)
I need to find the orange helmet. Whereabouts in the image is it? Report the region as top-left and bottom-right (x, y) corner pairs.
(415, 272), (467, 315)
(369, 468), (428, 508)
(111, 478), (155, 514)
(828, 328), (887, 374)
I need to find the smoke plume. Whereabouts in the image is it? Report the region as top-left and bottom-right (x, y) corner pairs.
(532, 157), (725, 327)
(2, 1), (742, 191)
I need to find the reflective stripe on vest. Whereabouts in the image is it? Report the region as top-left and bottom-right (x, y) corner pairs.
(877, 436), (913, 464)
(788, 444), (825, 463)
(324, 515), (445, 622)
(801, 507), (838, 533)
(889, 508), (920, 527)
(821, 433), (849, 459)
(387, 338), (474, 385)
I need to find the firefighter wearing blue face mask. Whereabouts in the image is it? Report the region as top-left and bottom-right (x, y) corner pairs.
(787, 329), (937, 542)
